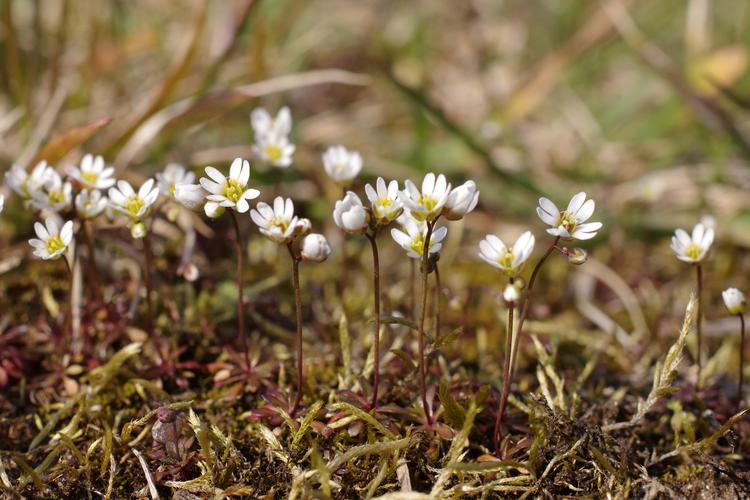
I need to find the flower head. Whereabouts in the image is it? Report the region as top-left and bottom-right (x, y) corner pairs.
(32, 171), (72, 213)
(301, 233), (332, 262)
(156, 163), (195, 199)
(199, 158), (260, 213)
(365, 177), (402, 225)
(67, 154), (115, 190)
(478, 231), (535, 277)
(391, 216), (448, 259)
(671, 222), (714, 263)
(75, 189), (107, 219)
(443, 180), (479, 220)
(251, 106), (292, 138)
(253, 132), (295, 168)
(29, 218), (73, 260)
(5, 161), (53, 199)
(537, 192), (602, 240)
(250, 196), (299, 244)
(108, 179), (159, 221)
(322, 145), (362, 183)
(333, 191), (370, 234)
(399, 173), (452, 222)
(723, 288), (746, 315)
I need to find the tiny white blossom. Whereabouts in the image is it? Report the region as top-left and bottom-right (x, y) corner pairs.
(32, 171), (72, 213)
(5, 161), (53, 199)
(443, 180), (479, 220)
(333, 191), (370, 234)
(156, 163), (195, 199)
(503, 283), (520, 303)
(28, 218), (73, 260)
(478, 231), (535, 277)
(391, 216), (448, 259)
(108, 179), (160, 221)
(253, 131), (295, 168)
(67, 154), (116, 190)
(365, 177), (402, 225)
(75, 189), (107, 219)
(300, 233), (332, 262)
(399, 173), (452, 222)
(199, 158), (260, 213)
(0, 194), (4, 213)
(537, 192), (602, 240)
(174, 184), (206, 209)
(204, 201), (225, 219)
(722, 288), (746, 315)
(322, 145), (362, 183)
(250, 196), (299, 244)
(251, 106), (292, 138)
(671, 222), (714, 264)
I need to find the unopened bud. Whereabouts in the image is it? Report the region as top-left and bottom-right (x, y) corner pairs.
(130, 221), (147, 239)
(503, 283), (520, 303)
(567, 247), (588, 265)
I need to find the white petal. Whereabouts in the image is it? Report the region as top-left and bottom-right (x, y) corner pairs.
(566, 192), (586, 215)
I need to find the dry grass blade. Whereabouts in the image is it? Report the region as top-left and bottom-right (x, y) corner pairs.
(326, 437), (413, 473)
(329, 402), (396, 439)
(29, 117), (112, 166)
(131, 448), (160, 500)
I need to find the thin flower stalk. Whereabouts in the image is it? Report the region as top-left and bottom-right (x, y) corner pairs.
(230, 210), (251, 372)
(418, 219), (437, 425)
(142, 231), (155, 325)
(739, 314), (746, 405)
(695, 263), (703, 385)
(494, 278), (515, 450)
(366, 232), (382, 410)
(82, 220), (101, 300)
(288, 244), (304, 416)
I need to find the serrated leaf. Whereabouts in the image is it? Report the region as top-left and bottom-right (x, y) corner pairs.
(438, 380), (466, 429)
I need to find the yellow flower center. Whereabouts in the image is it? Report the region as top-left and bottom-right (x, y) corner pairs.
(46, 235), (65, 255)
(558, 211), (577, 234)
(168, 184), (176, 197)
(684, 243), (703, 261)
(265, 145), (282, 162)
(497, 251), (514, 270)
(48, 190), (65, 206)
(270, 216), (290, 233)
(124, 195), (144, 217)
(82, 171), (99, 185)
(223, 178), (245, 203)
(374, 197), (393, 217)
(417, 195), (437, 212)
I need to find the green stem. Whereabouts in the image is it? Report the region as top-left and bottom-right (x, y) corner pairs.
(418, 219), (436, 425)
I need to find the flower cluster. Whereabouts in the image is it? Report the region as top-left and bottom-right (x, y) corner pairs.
(251, 107), (295, 168)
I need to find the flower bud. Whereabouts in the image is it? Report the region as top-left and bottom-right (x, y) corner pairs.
(300, 233), (332, 262)
(723, 288), (746, 315)
(443, 180), (479, 220)
(332, 191), (370, 233)
(204, 201), (225, 219)
(130, 221), (147, 239)
(174, 183), (205, 210)
(503, 283), (520, 303)
(567, 247), (588, 265)
(294, 218), (312, 237)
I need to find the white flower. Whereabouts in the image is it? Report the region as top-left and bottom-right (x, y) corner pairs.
(156, 163), (195, 199)
(365, 177), (402, 225)
(443, 180), (479, 220)
(399, 173), (452, 222)
(322, 145), (362, 183)
(108, 179), (160, 221)
(67, 154), (116, 190)
(722, 288), (746, 315)
(32, 171), (72, 213)
(250, 106), (292, 138)
(333, 191), (370, 234)
(391, 217), (448, 259)
(250, 196), (299, 244)
(174, 184), (206, 209)
(253, 132), (295, 168)
(671, 222), (714, 264)
(28, 218), (73, 260)
(5, 161), (53, 199)
(503, 283), (520, 303)
(199, 158), (260, 213)
(0, 194), (4, 213)
(478, 231), (535, 277)
(537, 192), (602, 240)
(204, 201), (225, 219)
(75, 189), (107, 219)
(300, 233), (332, 262)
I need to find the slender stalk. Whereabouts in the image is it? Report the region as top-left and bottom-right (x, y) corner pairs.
(434, 262), (441, 337)
(288, 244), (304, 417)
(230, 210), (251, 372)
(410, 258), (416, 321)
(83, 219), (101, 300)
(367, 233), (382, 410)
(418, 220), (436, 425)
(142, 231), (154, 328)
(495, 237), (559, 446)
(739, 314), (746, 406)
(695, 264), (703, 386)
(494, 285), (514, 451)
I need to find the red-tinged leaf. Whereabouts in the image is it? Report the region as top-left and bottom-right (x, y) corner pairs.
(31, 117), (112, 165)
